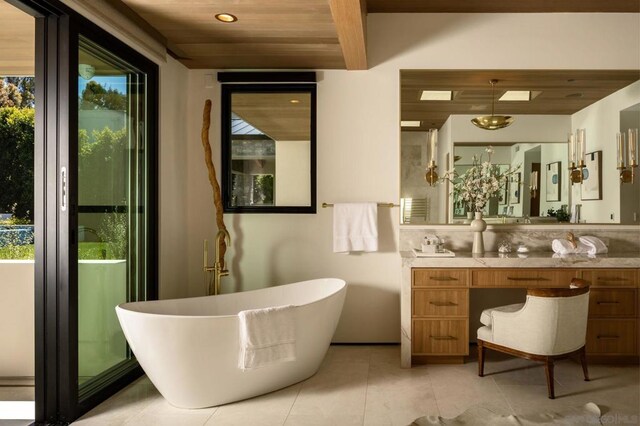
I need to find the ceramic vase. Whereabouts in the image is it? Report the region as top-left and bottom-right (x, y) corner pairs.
(470, 211), (487, 254)
(464, 211), (473, 224)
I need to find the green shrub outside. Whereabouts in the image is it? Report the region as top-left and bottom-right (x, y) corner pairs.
(0, 107), (34, 221)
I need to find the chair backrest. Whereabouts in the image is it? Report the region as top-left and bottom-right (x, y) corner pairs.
(523, 286), (590, 355)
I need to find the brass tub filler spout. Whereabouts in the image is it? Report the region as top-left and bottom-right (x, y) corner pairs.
(203, 229), (231, 295)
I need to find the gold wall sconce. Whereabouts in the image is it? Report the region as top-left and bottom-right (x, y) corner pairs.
(617, 128), (639, 184)
(568, 129), (586, 184)
(425, 128), (439, 186)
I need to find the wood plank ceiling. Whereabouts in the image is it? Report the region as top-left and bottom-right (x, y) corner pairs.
(120, 0), (640, 71)
(233, 92), (311, 141)
(0, 0), (34, 76)
(120, 0), (349, 69)
(401, 70), (640, 131)
(1, 0), (638, 75)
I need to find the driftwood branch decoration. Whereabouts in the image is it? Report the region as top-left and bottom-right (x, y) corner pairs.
(201, 99), (227, 264)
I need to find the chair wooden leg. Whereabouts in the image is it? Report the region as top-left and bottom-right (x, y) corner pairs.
(478, 340), (485, 377)
(579, 346), (590, 381)
(544, 358), (555, 399)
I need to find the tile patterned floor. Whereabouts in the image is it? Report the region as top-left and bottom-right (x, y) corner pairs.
(73, 345), (640, 426)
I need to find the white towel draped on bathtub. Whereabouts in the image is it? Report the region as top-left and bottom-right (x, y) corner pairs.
(238, 305), (296, 370)
(332, 202), (378, 253)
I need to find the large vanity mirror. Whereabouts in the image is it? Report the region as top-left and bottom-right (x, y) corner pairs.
(221, 78), (316, 214)
(400, 70), (640, 225)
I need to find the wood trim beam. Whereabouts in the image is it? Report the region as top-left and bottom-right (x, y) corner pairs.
(329, 0), (367, 70)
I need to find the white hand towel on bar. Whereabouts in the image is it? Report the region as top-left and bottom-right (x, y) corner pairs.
(238, 305), (296, 371)
(579, 236), (608, 255)
(333, 202), (378, 253)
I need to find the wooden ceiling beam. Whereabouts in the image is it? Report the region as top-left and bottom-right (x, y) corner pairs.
(329, 0), (367, 70)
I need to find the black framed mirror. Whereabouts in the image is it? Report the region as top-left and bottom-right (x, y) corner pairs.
(220, 78), (316, 214)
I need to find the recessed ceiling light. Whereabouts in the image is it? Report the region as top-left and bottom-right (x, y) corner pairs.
(289, 99), (300, 104)
(401, 120), (421, 127)
(420, 90), (452, 101)
(215, 13), (237, 23)
(499, 91), (531, 101)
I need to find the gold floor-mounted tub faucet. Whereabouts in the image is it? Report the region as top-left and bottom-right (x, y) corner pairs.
(203, 229), (231, 295)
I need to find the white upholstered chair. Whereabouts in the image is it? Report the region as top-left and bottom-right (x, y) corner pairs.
(477, 279), (590, 399)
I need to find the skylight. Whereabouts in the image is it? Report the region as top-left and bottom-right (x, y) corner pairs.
(401, 121), (421, 127)
(420, 91), (452, 101)
(499, 91), (531, 101)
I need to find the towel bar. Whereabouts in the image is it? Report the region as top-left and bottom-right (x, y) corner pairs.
(322, 202), (399, 208)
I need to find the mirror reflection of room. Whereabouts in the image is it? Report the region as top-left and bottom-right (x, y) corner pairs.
(400, 70), (640, 225)
(227, 90), (313, 210)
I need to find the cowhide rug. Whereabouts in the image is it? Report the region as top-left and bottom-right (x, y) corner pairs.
(410, 402), (603, 425)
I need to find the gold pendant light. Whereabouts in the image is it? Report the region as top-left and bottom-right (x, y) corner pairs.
(471, 79), (514, 130)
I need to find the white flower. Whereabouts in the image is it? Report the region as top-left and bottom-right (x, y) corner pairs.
(443, 152), (520, 212)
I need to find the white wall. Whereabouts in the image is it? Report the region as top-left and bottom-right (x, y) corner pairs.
(571, 80), (640, 223)
(158, 56), (191, 299)
(183, 13), (640, 342)
(275, 140), (311, 206)
(539, 143), (569, 214)
(0, 261), (34, 376)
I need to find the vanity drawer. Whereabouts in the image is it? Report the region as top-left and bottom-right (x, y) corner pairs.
(412, 289), (468, 317)
(471, 269), (578, 288)
(586, 319), (637, 355)
(589, 289), (637, 318)
(413, 269), (469, 288)
(412, 319), (468, 355)
(582, 269), (637, 288)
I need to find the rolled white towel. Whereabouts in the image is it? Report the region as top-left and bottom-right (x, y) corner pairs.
(551, 239), (589, 254)
(552, 239), (573, 254)
(579, 236), (608, 255)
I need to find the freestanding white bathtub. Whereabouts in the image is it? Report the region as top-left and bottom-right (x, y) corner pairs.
(115, 278), (347, 408)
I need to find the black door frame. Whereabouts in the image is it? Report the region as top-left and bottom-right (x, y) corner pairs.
(6, 0), (159, 423)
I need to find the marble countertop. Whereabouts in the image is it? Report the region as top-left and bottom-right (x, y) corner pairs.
(400, 251), (640, 268)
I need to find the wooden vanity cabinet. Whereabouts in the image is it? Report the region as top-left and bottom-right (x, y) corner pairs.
(471, 269), (579, 288)
(411, 267), (639, 364)
(411, 269), (469, 363)
(583, 269), (638, 362)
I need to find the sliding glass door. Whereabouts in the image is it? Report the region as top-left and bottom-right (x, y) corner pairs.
(22, 0), (158, 422)
(76, 36), (151, 401)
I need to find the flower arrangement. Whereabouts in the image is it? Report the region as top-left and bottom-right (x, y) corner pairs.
(444, 147), (519, 213)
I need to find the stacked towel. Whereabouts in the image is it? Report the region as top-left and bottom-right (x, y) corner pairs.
(579, 236), (608, 255)
(333, 203), (378, 253)
(238, 305), (296, 370)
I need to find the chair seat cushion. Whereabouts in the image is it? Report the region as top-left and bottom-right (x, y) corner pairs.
(480, 303), (525, 326)
(477, 325), (493, 342)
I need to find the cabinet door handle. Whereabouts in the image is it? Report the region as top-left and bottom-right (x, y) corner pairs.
(596, 301), (620, 305)
(506, 276), (548, 281)
(597, 277), (629, 282)
(429, 301), (458, 307)
(429, 276), (458, 281)
(430, 335), (457, 341)
(596, 335), (620, 340)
